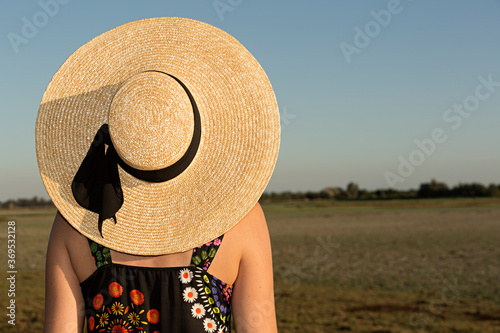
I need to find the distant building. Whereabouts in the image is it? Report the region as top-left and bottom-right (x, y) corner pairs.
(418, 179), (449, 198)
(320, 187), (342, 199)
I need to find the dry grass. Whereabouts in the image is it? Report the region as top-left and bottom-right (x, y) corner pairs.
(1, 199), (499, 332)
(269, 199), (500, 332)
(0, 208), (53, 332)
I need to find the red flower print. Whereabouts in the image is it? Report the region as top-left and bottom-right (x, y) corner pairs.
(110, 325), (128, 333)
(88, 316), (95, 331)
(109, 282), (123, 298)
(108, 319), (131, 332)
(130, 289), (144, 305)
(147, 309), (159, 324)
(93, 294), (104, 310)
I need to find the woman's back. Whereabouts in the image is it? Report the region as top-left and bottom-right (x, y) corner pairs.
(80, 234), (233, 332)
(44, 203), (277, 332)
(66, 214), (242, 287)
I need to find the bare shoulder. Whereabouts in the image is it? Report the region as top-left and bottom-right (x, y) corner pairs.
(49, 212), (88, 247)
(224, 202), (272, 265)
(228, 203), (268, 241)
(48, 212), (95, 282)
(228, 203), (277, 332)
(49, 212), (77, 247)
(210, 202), (270, 284)
(222, 203), (270, 257)
(47, 212), (86, 264)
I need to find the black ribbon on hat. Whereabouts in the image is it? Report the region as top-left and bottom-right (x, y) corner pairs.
(71, 73), (201, 237)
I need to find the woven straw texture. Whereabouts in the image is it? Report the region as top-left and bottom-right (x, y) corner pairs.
(35, 17), (280, 255)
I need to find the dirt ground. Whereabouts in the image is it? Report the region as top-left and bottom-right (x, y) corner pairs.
(1, 199), (500, 332)
(267, 200), (500, 332)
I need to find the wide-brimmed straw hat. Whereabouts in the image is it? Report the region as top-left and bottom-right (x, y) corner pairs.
(35, 17), (280, 255)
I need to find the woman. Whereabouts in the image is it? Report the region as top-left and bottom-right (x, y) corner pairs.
(36, 17), (280, 332)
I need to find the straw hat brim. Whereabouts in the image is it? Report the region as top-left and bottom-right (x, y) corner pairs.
(35, 17), (280, 255)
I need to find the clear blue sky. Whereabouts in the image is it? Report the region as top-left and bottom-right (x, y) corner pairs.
(1, 0), (500, 201)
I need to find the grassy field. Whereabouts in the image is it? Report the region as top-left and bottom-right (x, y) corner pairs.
(1, 198), (500, 332)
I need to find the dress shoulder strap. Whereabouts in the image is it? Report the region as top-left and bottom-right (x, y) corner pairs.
(87, 238), (112, 268)
(190, 234), (225, 270)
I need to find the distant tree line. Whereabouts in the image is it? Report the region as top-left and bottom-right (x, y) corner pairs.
(260, 179), (500, 203)
(2, 179), (499, 208)
(0, 196), (54, 209)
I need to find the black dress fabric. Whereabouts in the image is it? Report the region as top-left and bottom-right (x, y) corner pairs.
(80, 234), (232, 332)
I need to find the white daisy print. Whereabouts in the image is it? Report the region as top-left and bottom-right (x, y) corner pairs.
(179, 268), (193, 284)
(203, 317), (217, 332)
(183, 287), (198, 303)
(191, 303), (205, 319)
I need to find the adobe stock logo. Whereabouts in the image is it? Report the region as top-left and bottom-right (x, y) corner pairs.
(212, 0), (243, 21)
(384, 74), (500, 187)
(7, 0), (72, 54)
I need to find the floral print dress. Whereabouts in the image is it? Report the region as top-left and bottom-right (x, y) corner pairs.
(80, 235), (232, 332)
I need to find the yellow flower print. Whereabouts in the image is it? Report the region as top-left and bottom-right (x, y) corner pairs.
(128, 312), (140, 326)
(96, 312), (109, 328)
(111, 301), (124, 315)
